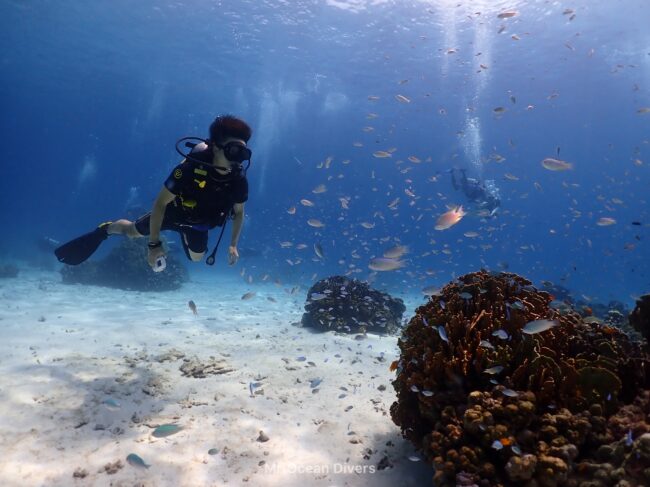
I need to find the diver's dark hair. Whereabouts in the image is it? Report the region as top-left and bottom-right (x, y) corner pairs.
(209, 115), (252, 145)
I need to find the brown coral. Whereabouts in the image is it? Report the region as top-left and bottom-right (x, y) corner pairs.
(390, 270), (650, 486)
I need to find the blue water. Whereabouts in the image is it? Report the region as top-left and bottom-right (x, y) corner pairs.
(1, 0), (649, 307)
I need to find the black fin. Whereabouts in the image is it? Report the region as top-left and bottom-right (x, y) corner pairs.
(54, 224), (110, 265)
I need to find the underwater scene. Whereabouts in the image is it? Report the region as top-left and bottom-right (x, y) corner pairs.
(1, 0), (649, 486)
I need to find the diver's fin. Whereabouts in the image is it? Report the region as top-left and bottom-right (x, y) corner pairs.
(54, 222), (112, 265)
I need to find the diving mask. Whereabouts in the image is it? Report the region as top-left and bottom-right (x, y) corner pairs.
(216, 140), (252, 163)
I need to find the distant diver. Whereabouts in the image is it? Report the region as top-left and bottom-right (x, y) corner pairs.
(450, 168), (500, 216)
(55, 115), (253, 271)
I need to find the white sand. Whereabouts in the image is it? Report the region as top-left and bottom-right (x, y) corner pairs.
(0, 269), (433, 487)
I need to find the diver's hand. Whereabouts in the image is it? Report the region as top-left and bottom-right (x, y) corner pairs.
(228, 246), (239, 266)
(148, 246), (166, 270)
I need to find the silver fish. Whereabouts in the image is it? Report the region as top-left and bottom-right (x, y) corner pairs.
(437, 325), (449, 343)
(484, 365), (504, 375)
(491, 440), (503, 450)
(502, 388), (519, 397)
(492, 329), (509, 340)
(479, 340), (495, 349)
(523, 319), (559, 334)
(368, 257), (405, 271)
(421, 390), (434, 397)
(314, 242), (324, 259)
(459, 292), (472, 300)
(410, 385), (419, 392)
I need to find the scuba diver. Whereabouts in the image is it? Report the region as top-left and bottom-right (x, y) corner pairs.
(55, 115), (253, 271)
(450, 168), (501, 216)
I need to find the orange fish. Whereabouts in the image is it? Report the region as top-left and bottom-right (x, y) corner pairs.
(435, 206), (466, 230)
(500, 437), (512, 446)
(389, 360), (399, 372)
(188, 300), (198, 315)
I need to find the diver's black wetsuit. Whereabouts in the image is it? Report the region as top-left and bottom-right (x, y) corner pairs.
(135, 148), (248, 259)
(451, 168), (500, 214)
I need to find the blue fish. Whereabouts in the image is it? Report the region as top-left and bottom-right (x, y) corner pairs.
(439, 300), (446, 309)
(309, 378), (323, 389)
(126, 453), (150, 469)
(626, 429), (634, 447)
(152, 424), (183, 438)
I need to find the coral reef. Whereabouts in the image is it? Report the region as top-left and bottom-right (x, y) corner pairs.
(390, 270), (650, 486)
(630, 294), (650, 342)
(60, 239), (188, 291)
(301, 276), (405, 334)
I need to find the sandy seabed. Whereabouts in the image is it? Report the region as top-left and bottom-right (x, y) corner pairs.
(0, 269), (433, 487)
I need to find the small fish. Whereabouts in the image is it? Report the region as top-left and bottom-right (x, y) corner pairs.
(463, 231), (479, 238)
(479, 340), (494, 349)
(395, 94), (411, 103)
(152, 424), (183, 438)
(102, 398), (121, 410)
(287, 206), (296, 214)
(435, 206), (466, 230)
(389, 360), (399, 371)
(522, 319), (559, 334)
(422, 285), (441, 296)
(188, 300), (198, 315)
(241, 292), (256, 300)
(459, 292), (472, 300)
(437, 325), (449, 343)
(383, 245), (409, 259)
(502, 388), (519, 397)
(625, 429), (634, 446)
(491, 439), (504, 450)
(373, 150), (392, 158)
(421, 390), (434, 397)
(309, 378), (323, 389)
(596, 217), (616, 226)
(637, 107), (650, 114)
(312, 184), (327, 194)
(493, 106), (506, 113)
(541, 158), (573, 171)
(410, 385), (419, 392)
(484, 365), (504, 375)
(314, 242), (324, 259)
(511, 445), (522, 455)
(296, 356), (307, 362)
(439, 300), (446, 310)
(307, 219), (325, 228)
(368, 257), (405, 272)
(126, 453), (150, 469)
(492, 329), (509, 340)
(510, 301), (525, 310)
(497, 10), (517, 18)
(310, 292), (327, 301)
(300, 199), (315, 207)
(360, 222), (375, 229)
(408, 455), (421, 462)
